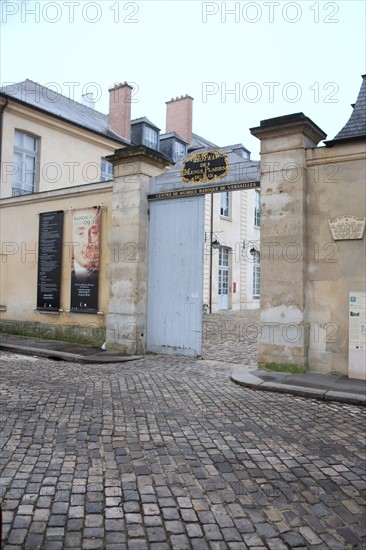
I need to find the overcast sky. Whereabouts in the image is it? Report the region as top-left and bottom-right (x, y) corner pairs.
(1, 0), (365, 157)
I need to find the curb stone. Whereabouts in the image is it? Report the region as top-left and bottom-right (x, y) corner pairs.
(231, 369), (366, 406)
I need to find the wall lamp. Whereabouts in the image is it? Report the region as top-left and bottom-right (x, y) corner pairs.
(243, 241), (260, 256)
(206, 231), (223, 249)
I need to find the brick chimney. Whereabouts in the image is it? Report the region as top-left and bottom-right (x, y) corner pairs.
(108, 82), (132, 141)
(166, 94), (193, 145)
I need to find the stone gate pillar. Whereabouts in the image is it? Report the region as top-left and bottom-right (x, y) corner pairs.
(106, 146), (171, 354)
(251, 114), (326, 368)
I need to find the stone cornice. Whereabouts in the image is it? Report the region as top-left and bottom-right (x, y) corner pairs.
(306, 140), (366, 165)
(0, 182), (113, 208)
(107, 145), (173, 171)
(250, 113), (327, 146)
(306, 151), (366, 166)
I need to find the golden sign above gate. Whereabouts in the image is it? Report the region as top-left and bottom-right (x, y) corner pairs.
(181, 150), (229, 184)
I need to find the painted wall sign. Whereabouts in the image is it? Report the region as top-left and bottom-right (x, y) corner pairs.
(70, 206), (101, 313)
(181, 150), (229, 184)
(37, 211), (64, 311)
(328, 216), (366, 240)
(148, 180), (259, 201)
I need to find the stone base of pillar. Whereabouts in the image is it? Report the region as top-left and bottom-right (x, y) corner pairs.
(106, 313), (147, 355)
(258, 322), (309, 369)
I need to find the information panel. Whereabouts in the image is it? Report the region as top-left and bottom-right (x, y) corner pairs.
(70, 206), (100, 313)
(37, 211), (64, 311)
(349, 291), (366, 380)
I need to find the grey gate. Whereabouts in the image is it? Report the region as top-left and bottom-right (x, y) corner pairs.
(146, 147), (259, 356)
(147, 196), (205, 356)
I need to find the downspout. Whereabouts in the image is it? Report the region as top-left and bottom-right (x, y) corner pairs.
(0, 96), (9, 190)
(209, 192), (213, 313)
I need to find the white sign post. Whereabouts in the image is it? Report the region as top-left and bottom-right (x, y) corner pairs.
(349, 292), (366, 380)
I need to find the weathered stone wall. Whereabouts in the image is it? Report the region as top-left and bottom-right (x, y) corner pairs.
(251, 115), (365, 377)
(306, 141), (366, 375)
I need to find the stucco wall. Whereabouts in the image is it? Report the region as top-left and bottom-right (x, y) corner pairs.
(306, 141), (366, 374)
(0, 183), (113, 343)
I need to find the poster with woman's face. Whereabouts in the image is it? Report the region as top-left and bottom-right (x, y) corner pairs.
(70, 206), (101, 313)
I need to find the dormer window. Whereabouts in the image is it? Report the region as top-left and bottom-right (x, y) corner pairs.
(174, 141), (187, 162)
(159, 132), (188, 163)
(131, 118), (160, 151)
(144, 126), (159, 150)
(233, 146), (251, 160)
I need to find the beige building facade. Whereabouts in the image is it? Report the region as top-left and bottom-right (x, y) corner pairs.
(203, 187), (260, 312)
(0, 80), (133, 198)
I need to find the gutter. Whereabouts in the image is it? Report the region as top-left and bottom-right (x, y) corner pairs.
(0, 92), (129, 147)
(324, 134), (366, 147)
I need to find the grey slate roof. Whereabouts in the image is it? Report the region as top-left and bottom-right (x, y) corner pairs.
(131, 116), (160, 131)
(1, 80), (248, 159)
(189, 132), (218, 151)
(328, 75), (366, 143)
(0, 79), (129, 145)
(160, 132), (188, 144)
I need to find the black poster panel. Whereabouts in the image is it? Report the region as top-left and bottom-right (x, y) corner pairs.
(70, 206), (101, 314)
(37, 211), (64, 311)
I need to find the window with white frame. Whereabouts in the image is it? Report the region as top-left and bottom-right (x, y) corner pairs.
(254, 190), (260, 227)
(13, 130), (39, 196)
(220, 191), (230, 218)
(253, 251), (260, 297)
(173, 141), (186, 162)
(100, 158), (113, 181)
(143, 126), (159, 150)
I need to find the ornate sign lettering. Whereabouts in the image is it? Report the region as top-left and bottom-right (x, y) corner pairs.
(148, 180), (259, 201)
(328, 216), (366, 240)
(181, 150), (229, 184)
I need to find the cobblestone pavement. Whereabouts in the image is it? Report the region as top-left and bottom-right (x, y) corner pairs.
(202, 310), (260, 365)
(1, 345), (366, 549)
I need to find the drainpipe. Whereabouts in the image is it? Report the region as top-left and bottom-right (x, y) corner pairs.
(209, 192), (213, 313)
(0, 96), (9, 189)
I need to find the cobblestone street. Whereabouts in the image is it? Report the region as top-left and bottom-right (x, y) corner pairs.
(1, 312), (366, 549)
(202, 310), (259, 365)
